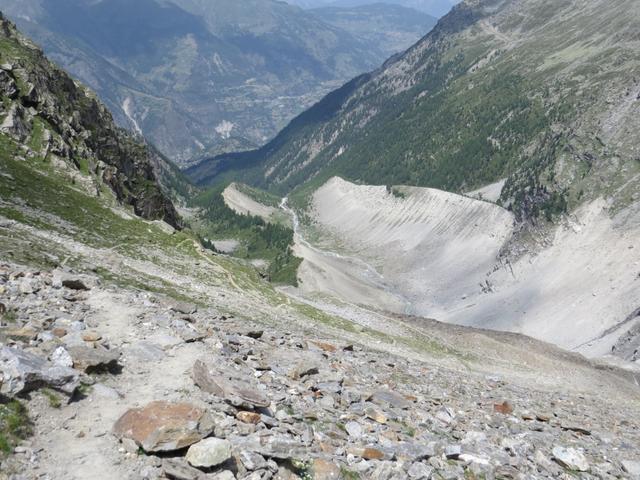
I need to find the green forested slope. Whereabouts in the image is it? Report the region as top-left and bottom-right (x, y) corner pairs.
(190, 0), (640, 220)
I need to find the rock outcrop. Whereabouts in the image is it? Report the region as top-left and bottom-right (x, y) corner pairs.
(0, 13), (180, 228)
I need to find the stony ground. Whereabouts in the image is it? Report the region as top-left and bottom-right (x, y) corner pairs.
(2, 262), (640, 480)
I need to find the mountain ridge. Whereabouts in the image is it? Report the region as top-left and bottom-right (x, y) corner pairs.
(189, 0), (640, 224)
(1, 9), (640, 480)
(0, 0), (438, 164)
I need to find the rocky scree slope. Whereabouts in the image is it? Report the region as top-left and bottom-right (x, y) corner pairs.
(291, 177), (640, 357)
(191, 0), (640, 222)
(0, 0), (435, 165)
(2, 262), (640, 479)
(2, 95), (637, 477)
(0, 13), (179, 227)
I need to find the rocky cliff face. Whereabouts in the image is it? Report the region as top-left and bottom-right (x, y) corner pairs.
(0, 13), (180, 228)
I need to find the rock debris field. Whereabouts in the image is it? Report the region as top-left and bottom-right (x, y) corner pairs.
(1, 263), (640, 480)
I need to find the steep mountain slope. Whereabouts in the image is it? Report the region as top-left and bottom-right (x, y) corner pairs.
(290, 177), (639, 356)
(0, 13), (179, 227)
(1, 14), (640, 480)
(312, 3), (437, 58)
(191, 0), (640, 222)
(0, 0), (436, 165)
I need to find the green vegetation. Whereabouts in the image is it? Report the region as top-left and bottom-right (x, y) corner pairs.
(0, 400), (32, 457)
(1, 309), (17, 324)
(387, 185), (406, 199)
(0, 134), (183, 251)
(41, 389), (62, 409)
(193, 185), (301, 286)
(290, 459), (313, 480)
(192, 0), (640, 222)
(341, 467), (362, 480)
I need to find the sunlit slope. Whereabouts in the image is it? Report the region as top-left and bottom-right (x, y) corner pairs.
(300, 178), (640, 354)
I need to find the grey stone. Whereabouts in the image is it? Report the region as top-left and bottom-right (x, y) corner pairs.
(162, 458), (204, 480)
(552, 446), (589, 472)
(50, 346), (74, 368)
(407, 462), (433, 479)
(0, 345), (80, 397)
(172, 302), (198, 315)
(622, 460), (640, 477)
(192, 360), (270, 408)
(370, 390), (412, 409)
(435, 407), (455, 425)
(444, 445), (461, 459)
(171, 319), (206, 343)
(67, 345), (121, 373)
(185, 437), (232, 468)
(239, 450), (268, 471)
(19, 278), (38, 295)
(233, 433), (308, 460)
(394, 442), (437, 462)
(345, 420), (362, 438)
(211, 472), (235, 480)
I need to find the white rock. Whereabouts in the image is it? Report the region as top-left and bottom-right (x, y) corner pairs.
(185, 438), (232, 468)
(459, 453), (490, 466)
(622, 460), (640, 478)
(407, 462), (434, 479)
(552, 446), (589, 472)
(345, 421), (362, 438)
(50, 347), (74, 368)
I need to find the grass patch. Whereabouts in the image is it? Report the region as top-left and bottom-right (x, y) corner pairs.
(0, 400), (32, 457)
(341, 467), (361, 480)
(1, 309), (17, 324)
(41, 389), (62, 409)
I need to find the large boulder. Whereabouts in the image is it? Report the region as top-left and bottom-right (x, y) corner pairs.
(0, 346), (80, 397)
(113, 401), (215, 453)
(0, 104), (29, 141)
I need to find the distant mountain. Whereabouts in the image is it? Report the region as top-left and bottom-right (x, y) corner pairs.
(189, 0), (640, 222)
(312, 4), (437, 58)
(288, 0), (458, 18)
(0, 0), (436, 165)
